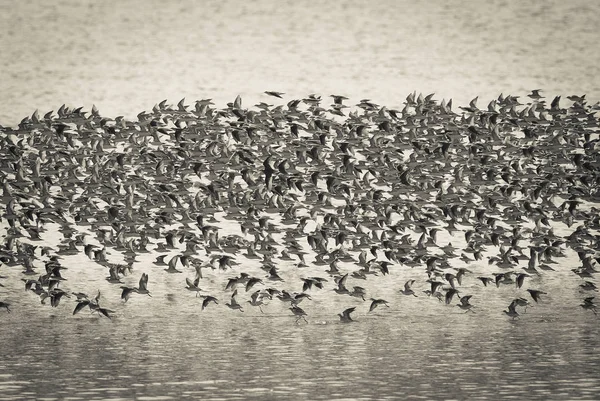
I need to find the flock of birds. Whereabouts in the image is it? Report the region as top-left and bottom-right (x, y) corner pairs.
(0, 89), (598, 323)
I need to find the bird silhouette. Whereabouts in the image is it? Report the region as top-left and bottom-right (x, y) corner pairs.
(289, 304), (308, 323)
(369, 298), (390, 313)
(338, 307), (356, 323)
(504, 300), (520, 320)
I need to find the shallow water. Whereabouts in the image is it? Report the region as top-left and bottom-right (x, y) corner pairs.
(1, 0), (600, 126)
(1, 312), (599, 400)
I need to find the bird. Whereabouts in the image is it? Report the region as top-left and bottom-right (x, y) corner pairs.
(338, 307), (356, 323)
(121, 273), (151, 301)
(247, 290), (265, 313)
(350, 286), (367, 301)
(515, 273), (529, 289)
(527, 89), (543, 100)
(226, 290), (243, 312)
(290, 305), (308, 323)
(95, 307), (114, 319)
(424, 280), (443, 299)
(400, 280), (418, 297)
(579, 282), (598, 292)
(136, 273), (151, 297)
(527, 289), (546, 303)
(369, 298), (389, 313)
(3, 90), (599, 329)
(201, 295), (218, 311)
(265, 91), (285, 98)
(445, 288), (460, 305)
(580, 297), (597, 315)
(514, 297), (531, 312)
(185, 277), (202, 296)
(106, 266), (123, 284)
(120, 286), (136, 302)
(504, 300), (520, 320)
(478, 277), (494, 287)
(330, 94), (349, 105)
(245, 277), (263, 292)
(50, 289), (69, 307)
(73, 299), (91, 315)
(334, 273), (350, 295)
(457, 295), (475, 313)
(301, 277), (327, 292)
(164, 255), (182, 273)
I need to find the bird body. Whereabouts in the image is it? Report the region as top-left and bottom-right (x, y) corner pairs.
(202, 295), (218, 310)
(457, 295), (475, 313)
(400, 280), (418, 297)
(369, 298), (389, 312)
(290, 305), (308, 323)
(248, 290), (265, 313)
(185, 277), (202, 296)
(504, 300), (520, 320)
(226, 290), (243, 312)
(580, 297), (597, 315)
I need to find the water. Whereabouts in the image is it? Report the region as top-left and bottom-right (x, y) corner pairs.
(1, 1), (600, 400)
(1, 311), (599, 400)
(1, 0), (600, 126)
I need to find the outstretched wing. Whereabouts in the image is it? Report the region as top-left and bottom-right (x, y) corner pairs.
(169, 255), (179, 269)
(73, 300), (89, 315)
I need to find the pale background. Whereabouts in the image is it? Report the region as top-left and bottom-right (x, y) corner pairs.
(1, 0), (599, 125)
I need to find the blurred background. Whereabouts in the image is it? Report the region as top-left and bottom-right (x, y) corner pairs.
(1, 0), (599, 126)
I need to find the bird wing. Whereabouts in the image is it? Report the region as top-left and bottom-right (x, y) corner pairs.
(73, 301), (89, 315)
(169, 255), (179, 269)
(121, 287), (132, 301)
(98, 308), (112, 319)
(338, 273), (348, 289)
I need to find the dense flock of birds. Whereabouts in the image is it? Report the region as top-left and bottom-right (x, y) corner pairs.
(0, 90), (598, 323)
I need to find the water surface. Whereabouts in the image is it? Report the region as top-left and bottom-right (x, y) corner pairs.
(1, 0), (599, 125)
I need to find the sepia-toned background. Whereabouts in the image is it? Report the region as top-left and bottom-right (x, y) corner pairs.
(1, 1), (600, 400)
(1, 0), (599, 125)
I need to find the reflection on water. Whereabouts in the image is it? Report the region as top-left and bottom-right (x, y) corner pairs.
(1, 314), (599, 400)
